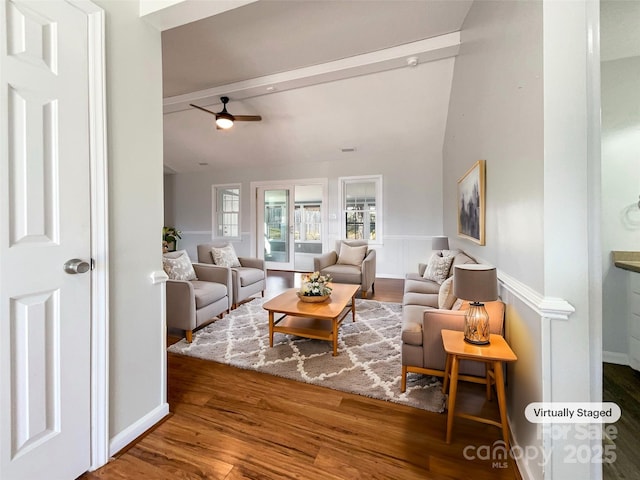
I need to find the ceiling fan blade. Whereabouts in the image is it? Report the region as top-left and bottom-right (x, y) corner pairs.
(233, 115), (262, 122)
(189, 103), (218, 116)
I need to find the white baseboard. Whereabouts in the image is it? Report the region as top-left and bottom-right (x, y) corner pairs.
(109, 403), (169, 456)
(603, 350), (629, 366)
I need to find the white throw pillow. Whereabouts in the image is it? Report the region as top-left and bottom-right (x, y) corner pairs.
(336, 243), (368, 266)
(438, 276), (457, 310)
(423, 252), (455, 284)
(162, 250), (197, 281)
(211, 244), (241, 268)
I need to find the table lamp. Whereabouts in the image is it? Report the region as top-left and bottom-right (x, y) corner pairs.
(431, 236), (449, 251)
(453, 264), (498, 345)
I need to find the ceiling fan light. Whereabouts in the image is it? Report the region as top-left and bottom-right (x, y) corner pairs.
(216, 115), (234, 129)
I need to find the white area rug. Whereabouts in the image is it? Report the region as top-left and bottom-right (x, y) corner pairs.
(168, 297), (446, 413)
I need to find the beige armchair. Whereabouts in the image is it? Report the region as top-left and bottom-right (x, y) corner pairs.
(197, 242), (266, 309)
(313, 240), (376, 298)
(401, 300), (505, 391)
(165, 260), (232, 343)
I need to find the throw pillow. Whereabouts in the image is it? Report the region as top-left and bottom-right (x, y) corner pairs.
(162, 250), (197, 281)
(336, 243), (368, 266)
(210, 244), (241, 268)
(423, 252), (455, 284)
(438, 276), (457, 310)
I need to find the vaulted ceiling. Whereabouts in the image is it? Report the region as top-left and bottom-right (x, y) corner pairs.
(161, 0), (472, 173)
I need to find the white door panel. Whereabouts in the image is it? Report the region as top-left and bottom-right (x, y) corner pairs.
(1, 1), (92, 478)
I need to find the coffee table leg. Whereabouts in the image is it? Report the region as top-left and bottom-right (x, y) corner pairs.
(351, 294), (356, 322)
(268, 311), (274, 347)
(332, 318), (338, 356)
(445, 355), (459, 444)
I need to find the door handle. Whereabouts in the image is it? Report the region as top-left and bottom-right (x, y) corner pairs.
(64, 259), (91, 274)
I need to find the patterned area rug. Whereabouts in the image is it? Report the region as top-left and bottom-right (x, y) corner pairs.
(168, 297), (446, 413)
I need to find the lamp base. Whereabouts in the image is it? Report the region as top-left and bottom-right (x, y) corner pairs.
(463, 302), (491, 345)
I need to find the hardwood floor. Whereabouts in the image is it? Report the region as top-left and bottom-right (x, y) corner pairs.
(603, 362), (640, 480)
(81, 273), (520, 480)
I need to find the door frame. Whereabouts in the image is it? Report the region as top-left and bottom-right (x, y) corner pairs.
(71, 0), (109, 471)
(251, 178), (328, 270)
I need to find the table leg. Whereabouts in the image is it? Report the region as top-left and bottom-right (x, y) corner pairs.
(445, 355), (459, 444)
(332, 318), (338, 356)
(268, 311), (274, 347)
(493, 360), (509, 447)
(351, 294), (356, 322)
(442, 354), (452, 393)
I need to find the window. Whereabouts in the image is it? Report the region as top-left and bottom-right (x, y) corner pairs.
(212, 184), (240, 239)
(339, 175), (382, 244)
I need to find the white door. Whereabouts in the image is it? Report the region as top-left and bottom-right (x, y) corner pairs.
(0, 1), (93, 478)
(257, 186), (295, 270)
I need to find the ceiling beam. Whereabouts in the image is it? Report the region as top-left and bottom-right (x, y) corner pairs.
(163, 31), (461, 114)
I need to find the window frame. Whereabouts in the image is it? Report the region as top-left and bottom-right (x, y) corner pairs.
(211, 183), (241, 240)
(338, 175), (383, 245)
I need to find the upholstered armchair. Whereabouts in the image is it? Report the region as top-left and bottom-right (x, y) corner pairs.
(401, 300), (505, 392)
(163, 251), (232, 343)
(313, 240), (376, 298)
(197, 242), (266, 309)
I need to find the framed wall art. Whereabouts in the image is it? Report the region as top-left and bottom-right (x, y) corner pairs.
(457, 160), (486, 245)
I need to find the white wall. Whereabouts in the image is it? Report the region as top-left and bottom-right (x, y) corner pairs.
(165, 59), (455, 276)
(442, 2), (545, 478)
(601, 56), (640, 359)
(95, 0), (168, 451)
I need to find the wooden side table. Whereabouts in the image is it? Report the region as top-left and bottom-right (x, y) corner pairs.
(441, 329), (517, 445)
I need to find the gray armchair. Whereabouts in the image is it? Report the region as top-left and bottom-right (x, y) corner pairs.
(165, 260), (232, 343)
(313, 240), (376, 298)
(197, 242), (266, 309)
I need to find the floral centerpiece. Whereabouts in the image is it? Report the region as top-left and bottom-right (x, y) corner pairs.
(297, 271), (332, 302)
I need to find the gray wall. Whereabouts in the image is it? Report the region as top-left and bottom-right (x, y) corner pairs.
(601, 56), (640, 359)
(96, 0), (166, 445)
(442, 2), (544, 479)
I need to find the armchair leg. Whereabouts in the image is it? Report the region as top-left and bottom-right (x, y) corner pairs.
(371, 282), (375, 294)
(186, 330), (193, 343)
(401, 365), (407, 393)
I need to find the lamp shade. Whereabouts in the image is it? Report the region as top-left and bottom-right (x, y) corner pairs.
(431, 236), (449, 250)
(453, 264), (498, 302)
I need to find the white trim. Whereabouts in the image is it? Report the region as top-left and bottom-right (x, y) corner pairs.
(68, 0), (110, 472)
(497, 269), (575, 320)
(150, 270), (169, 285)
(108, 403), (169, 457)
(602, 351), (629, 366)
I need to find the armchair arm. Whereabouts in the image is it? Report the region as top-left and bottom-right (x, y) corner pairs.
(193, 263), (232, 310)
(422, 309), (467, 371)
(314, 251), (338, 271)
(238, 257), (266, 271)
(361, 249), (376, 291)
(193, 263), (231, 284)
(166, 280), (196, 331)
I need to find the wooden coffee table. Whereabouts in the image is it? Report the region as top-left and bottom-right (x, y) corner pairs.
(262, 283), (360, 356)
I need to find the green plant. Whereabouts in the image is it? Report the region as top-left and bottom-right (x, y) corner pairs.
(162, 226), (182, 244)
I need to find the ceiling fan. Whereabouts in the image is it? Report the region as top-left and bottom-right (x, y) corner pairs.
(190, 96), (262, 130)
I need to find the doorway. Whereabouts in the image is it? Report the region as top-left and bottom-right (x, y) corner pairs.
(255, 179), (327, 271)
